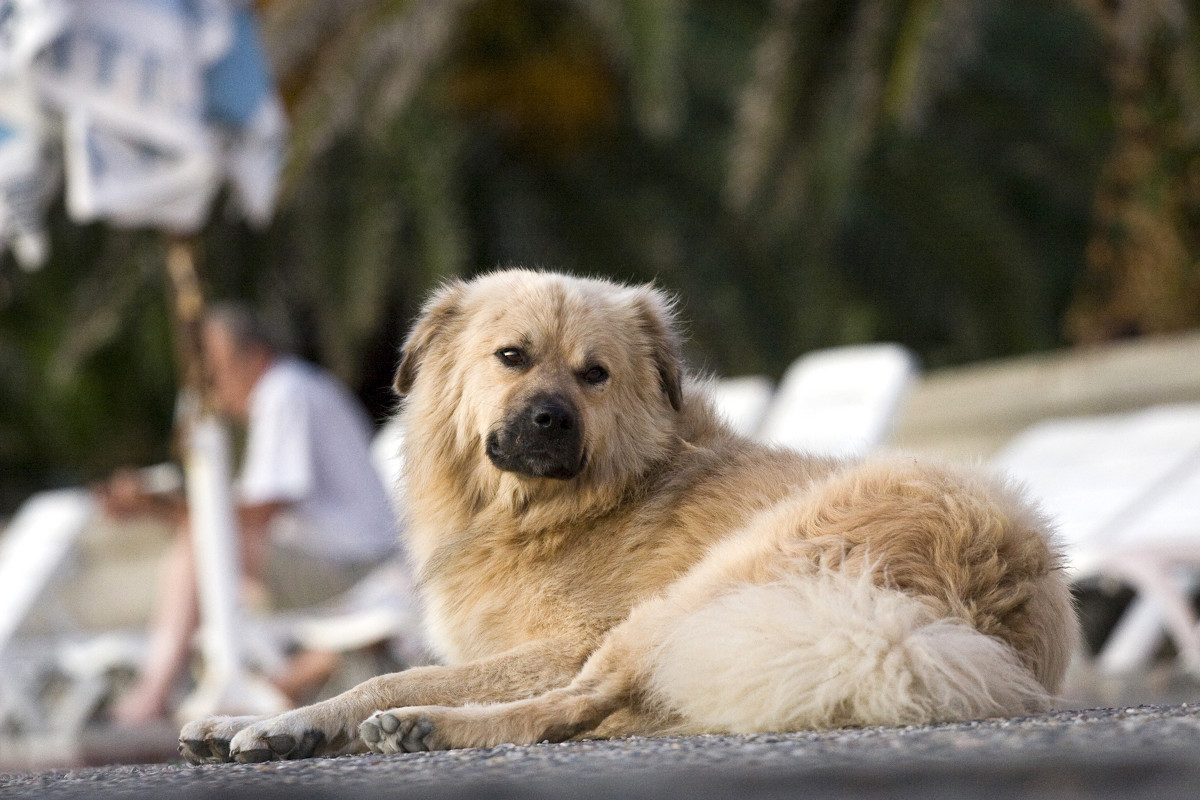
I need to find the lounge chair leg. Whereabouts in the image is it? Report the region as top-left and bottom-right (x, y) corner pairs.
(1115, 558), (1200, 676)
(1095, 594), (1165, 674)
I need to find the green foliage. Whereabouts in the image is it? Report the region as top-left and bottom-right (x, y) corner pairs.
(839, 0), (1112, 365)
(0, 0), (1140, 511)
(0, 214), (177, 512)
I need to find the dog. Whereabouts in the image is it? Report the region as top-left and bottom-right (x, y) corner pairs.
(179, 269), (1078, 763)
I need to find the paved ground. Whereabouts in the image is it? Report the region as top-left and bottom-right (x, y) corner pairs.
(4, 704), (1200, 799)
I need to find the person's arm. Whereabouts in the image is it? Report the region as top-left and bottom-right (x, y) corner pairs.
(96, 468), (187, 526)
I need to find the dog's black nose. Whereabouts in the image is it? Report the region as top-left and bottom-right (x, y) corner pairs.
(531, 402), (573, 432)
(488, 393), (585, 479)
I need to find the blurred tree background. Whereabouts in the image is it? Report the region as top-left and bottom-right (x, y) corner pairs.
(3, 0), (1200, 513)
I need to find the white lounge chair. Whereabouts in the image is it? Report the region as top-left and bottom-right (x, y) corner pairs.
(755, 343), (918, 457)
(993, 403), (1200, 674)
(251, 557), (429, 673)
(709, 375), (774, 437)
(0, 489), (96, 735)
(0, 489), (94, 660)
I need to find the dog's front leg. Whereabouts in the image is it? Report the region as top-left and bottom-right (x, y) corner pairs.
(179, 636), (591, 764)
(357, 622), (664, 753)
(357, 679), (627, 753)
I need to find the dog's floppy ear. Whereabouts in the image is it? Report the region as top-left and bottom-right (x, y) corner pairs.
(394, 280), (466, 395)
(633, 287), (683, 412)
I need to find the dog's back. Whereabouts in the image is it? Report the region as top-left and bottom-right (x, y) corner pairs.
(634, 453), (1076, 733)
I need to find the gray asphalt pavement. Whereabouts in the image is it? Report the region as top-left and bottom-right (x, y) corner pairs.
(4, 704), (1200, 799)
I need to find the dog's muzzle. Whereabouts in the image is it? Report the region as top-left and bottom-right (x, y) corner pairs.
(487, 393), (586, 480)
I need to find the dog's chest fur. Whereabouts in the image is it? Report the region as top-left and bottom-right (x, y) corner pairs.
(419, 513), (655, 663)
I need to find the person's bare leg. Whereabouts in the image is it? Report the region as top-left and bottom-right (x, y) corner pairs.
(111, 528), (199, 724)
(272, 650), (342, 706)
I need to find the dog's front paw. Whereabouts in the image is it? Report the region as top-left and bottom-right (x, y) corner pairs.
(359, 708), (447, 754)
(179, 715), (267, 764)
(226, 711), (331, 762)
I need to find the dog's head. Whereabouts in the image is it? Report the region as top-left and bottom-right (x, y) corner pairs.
(394, 269), (683, 503)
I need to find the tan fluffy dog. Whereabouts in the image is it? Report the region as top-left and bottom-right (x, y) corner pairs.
(179, 269), (1078, 763)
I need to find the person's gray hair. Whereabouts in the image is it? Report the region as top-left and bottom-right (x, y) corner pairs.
(204, 301), (291, 355)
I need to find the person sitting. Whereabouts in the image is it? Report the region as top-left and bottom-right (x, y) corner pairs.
(99, 302), (403, 724)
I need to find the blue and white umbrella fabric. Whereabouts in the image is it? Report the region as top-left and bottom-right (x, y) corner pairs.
(0, 0), (285, 270)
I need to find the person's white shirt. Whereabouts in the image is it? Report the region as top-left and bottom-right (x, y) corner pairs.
(238, 356), (398, 563)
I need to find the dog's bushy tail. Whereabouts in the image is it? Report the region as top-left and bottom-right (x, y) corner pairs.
(645, 569), (1050, 733)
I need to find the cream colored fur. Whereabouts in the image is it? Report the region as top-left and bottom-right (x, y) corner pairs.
(178, 269), (1079, 764)
(647, 570), (1050, 733)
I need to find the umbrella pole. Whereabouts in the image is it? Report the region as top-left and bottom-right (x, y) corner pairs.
(164, 235), (287, 722)
(164, 235), (206, 417)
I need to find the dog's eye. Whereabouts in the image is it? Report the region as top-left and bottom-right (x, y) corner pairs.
(581, 365), (609, 385)
(496, 348), (527, 367)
